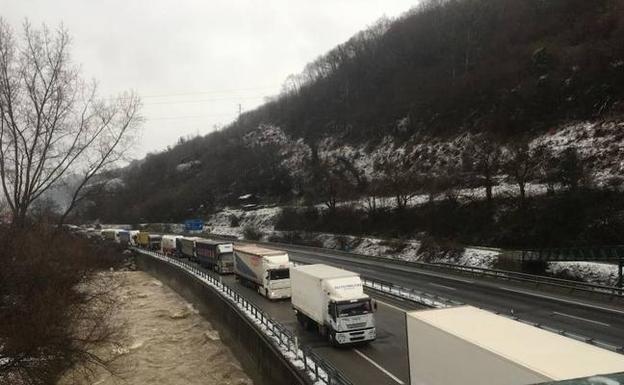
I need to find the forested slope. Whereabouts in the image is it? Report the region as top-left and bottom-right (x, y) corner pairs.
(84, 0), (624, 232)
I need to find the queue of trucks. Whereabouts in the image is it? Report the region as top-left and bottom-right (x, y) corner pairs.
(93, 227), (376, 346)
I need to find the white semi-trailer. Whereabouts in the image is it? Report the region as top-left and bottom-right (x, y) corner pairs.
(161, 234), (183, 255)
(291, 264), (376, 346)
(406, 305), (624, 385)
(233, 245), (291, 300)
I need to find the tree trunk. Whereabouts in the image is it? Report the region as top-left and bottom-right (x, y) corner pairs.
(485, 182), (493, 203)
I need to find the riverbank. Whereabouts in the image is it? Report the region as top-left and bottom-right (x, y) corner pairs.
(59, 270), (253, 385)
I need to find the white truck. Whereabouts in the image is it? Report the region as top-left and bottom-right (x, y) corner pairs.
(406, 306), (624, 385)
(233, 245), (291, 300)
(291, 264), (376, 346)
(161, 234), (182, 255)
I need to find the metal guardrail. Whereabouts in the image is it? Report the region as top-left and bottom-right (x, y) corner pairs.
(132, 247), (352, 385)
(362, 277), (461, 308)
(521, 246), (624, 262)
(292, 259), (460, 308)
(228, 238), (624, 299)
(431, 262), (623, 296)
(359, 271), (624, 354)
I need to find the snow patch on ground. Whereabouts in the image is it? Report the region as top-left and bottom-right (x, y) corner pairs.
(431, 247), (501, 269)
(175, 160), (201, 172)
(310, 233), (422, 261)
(205, 206), (281, 239)
(531, 120), (624, 185)
(547, 261), (621, 286)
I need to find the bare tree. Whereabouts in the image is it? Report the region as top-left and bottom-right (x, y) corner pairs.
(464, 135), (503, 204)
(373, 153), (418, 211)
(0, 19), (141, 226)
(504, 140), (540, 202)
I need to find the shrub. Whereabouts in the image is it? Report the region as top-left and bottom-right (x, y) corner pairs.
(242, 225), (263, 241)
(417, 236), (465, 263)
(0, 225), (125, 384)
(230, 215), (241, 227)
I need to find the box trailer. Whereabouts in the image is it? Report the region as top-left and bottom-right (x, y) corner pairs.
(101, 228), (116, 241)
(161, 234), (182, 255)
(137, 232), (162, 250)
(406, 306), (624, 385)
(118, 230), (131, 246)
(291, 264), (376, 346)
(128, 230), (140, 246)
(233, 245), (290, 299)
(195, 239), (234, 274)
(179, 237), (200, 260)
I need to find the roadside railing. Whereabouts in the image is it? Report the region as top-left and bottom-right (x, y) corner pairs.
(224, 238), (623, 299)
(361, 277), (461, 308)
(132, 247), (352, 385)
(358, 268), (624, 354)
(430, 262), (623, 296)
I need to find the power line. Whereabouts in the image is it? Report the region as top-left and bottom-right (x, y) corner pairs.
(139, 85), (281, 99)
(142, 95), (266, 106)
(146, 113), (236, 121)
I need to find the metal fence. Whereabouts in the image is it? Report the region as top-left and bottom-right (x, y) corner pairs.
(132, 248), (352, 385)
(361, 277), (461, 308)
(359, 270), (624, 354)
(233, 239), (624, 298)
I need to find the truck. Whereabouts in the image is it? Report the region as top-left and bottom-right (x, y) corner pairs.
(291, 264), (376, 346)
(137, 232), (162, 250)
(179, 237), (200, 260)
(195, 239), (234, 273)
(161, 234), (182, 255)
(128, 230), (140, 246)
(118, 230), (131, 246)
(233, 245), (291, 300)
(100, 228), (117, 241)
(405, 305), (624, 385)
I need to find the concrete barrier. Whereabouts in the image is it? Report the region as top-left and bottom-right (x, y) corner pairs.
(135, 252), (306, 385)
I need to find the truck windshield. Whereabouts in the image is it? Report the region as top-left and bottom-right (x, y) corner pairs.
(336, 300), (372, 317)
(268, 268), (290, 280)
(220, 252), (233, 262)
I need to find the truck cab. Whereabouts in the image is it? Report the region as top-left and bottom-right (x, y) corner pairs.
(324, 277), (376, 344)
(233, 245), (291, 300)
(263, 260), (291, 299)
(327, 297), (376, 344)
(291, 264), (376, 346)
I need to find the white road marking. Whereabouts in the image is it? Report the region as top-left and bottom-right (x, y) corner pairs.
(429, 282), (457, 291)
(496, 286), (624, 316)
(552, 311), (611, 327)
(354, 349), (405, 385)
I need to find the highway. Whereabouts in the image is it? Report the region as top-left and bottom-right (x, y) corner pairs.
(146, 239), (624, 385)
(196, 262), (419, 385)
(284, 245), (624, 349)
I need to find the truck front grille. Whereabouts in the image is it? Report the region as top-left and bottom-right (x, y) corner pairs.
(347, 322), (367, 329)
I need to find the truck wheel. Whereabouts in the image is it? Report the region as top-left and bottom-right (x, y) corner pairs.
(328, 332), (337, 347)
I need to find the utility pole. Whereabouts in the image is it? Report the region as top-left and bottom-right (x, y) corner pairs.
(238, 103), (242, 118)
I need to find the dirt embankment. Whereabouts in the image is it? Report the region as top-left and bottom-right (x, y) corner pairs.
(59, 270), (253, 385)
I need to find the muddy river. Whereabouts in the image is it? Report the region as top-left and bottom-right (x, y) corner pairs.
(61, 270), (253, 385)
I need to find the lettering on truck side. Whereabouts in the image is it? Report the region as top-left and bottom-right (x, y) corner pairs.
(334, 283), (362, 290)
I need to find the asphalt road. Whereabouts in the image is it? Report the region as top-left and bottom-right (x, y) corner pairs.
(285, 247), (624, 350)
(196, 265), (417, 384)
(160, 242), (624, 385)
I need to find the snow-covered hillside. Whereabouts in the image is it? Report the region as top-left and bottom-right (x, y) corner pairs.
(531, 120), (624, 185)
(200, 205), (618, 286)
(243, 120), (624, 202)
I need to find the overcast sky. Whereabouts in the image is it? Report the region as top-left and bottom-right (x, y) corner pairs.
(2, 0), (417, 160)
